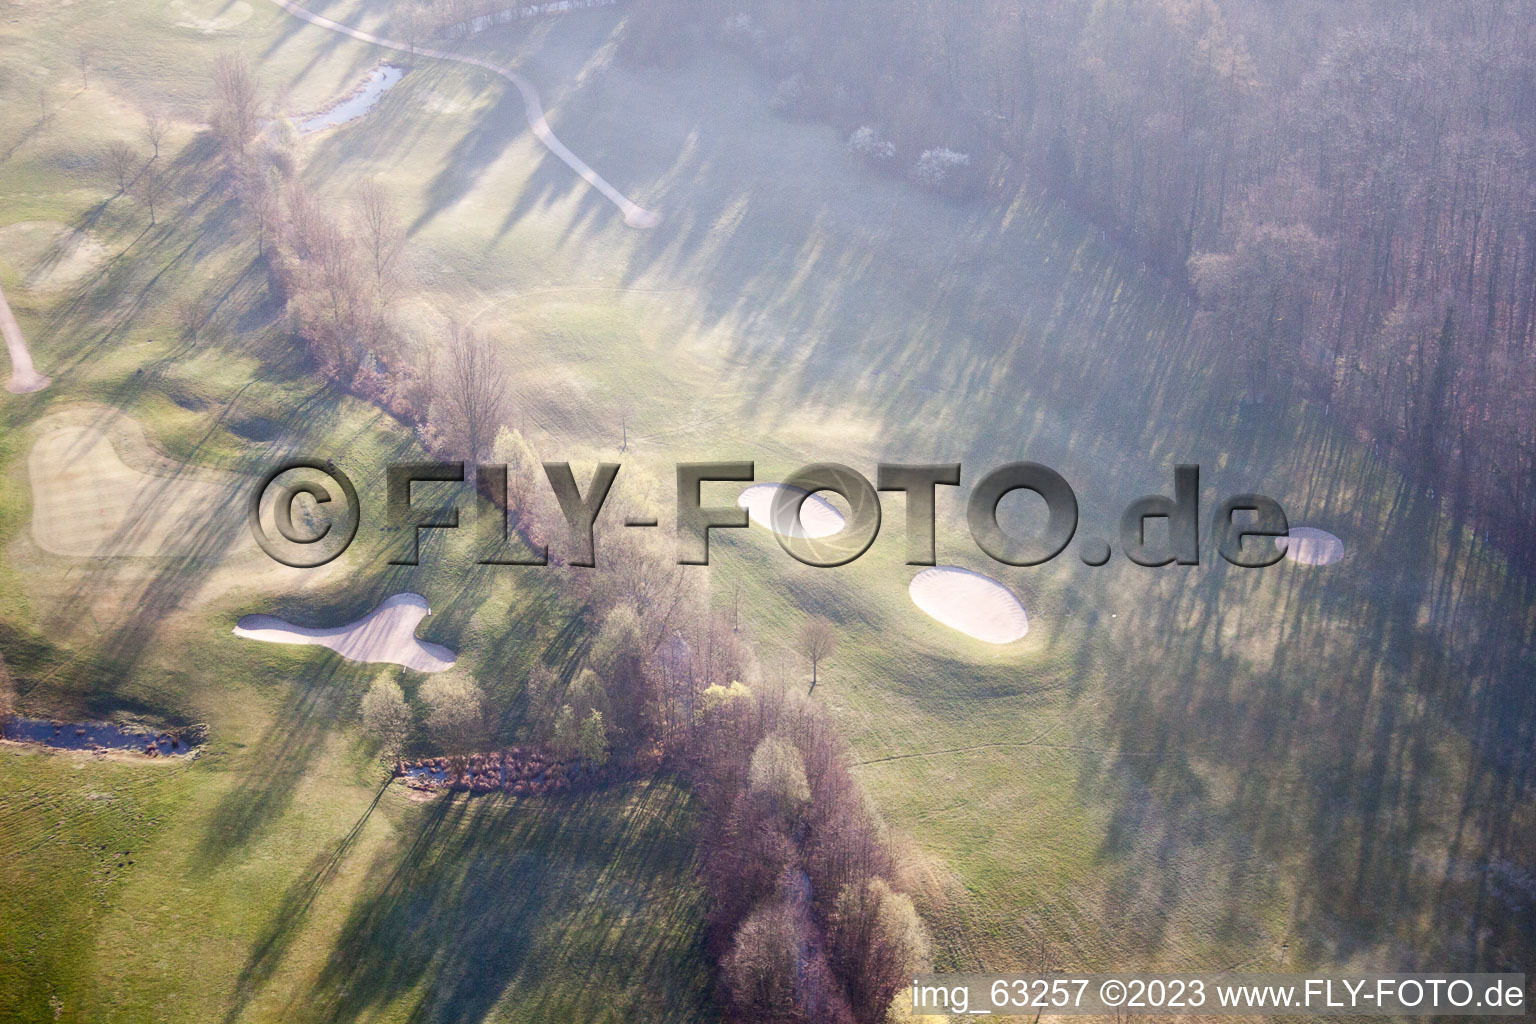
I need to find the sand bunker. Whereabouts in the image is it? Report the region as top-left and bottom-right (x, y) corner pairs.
(909, 566), (1029, 644)
(738, 483), (846, 539)
(28, 411), (246, 557)
(167, 0), (253, 32)
(0, 221), (107, 294)
(234, 593), (457, 672)
(297, 64), (404, 133)
(2, 283), (49, 394)
(1278, 526), (1345, 566)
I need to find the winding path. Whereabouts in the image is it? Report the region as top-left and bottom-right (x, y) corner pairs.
(1, 282), (49, 394)
(266, 0), (660, 228)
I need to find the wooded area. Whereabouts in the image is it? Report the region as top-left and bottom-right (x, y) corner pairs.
(613, 0), (1536, 568)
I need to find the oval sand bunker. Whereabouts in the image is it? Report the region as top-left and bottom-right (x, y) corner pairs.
(738, 484), (845, 539)
(1278, 527), (1344, 566)
(234, 593), (456, 672)
(909, 567), (1029, 644)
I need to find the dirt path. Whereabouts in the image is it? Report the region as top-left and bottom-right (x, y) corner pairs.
(266, 0), (661, 228)
(1, 282), (50, 394)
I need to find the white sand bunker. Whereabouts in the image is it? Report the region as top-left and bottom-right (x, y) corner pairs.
(1278, 526), (1345, 566)
(738, 483), (845, 539)
(2, 282), (49, 394)
(909, 566), (1029, 644)
(234, 593), (456, 672)
(29, 412), (246, 557)
(167, 0), (253, 32)
(0, 221), (107, 294)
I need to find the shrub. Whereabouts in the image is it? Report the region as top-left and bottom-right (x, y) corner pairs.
(913, 147), (970, 191)
(847, 126), (894, 164)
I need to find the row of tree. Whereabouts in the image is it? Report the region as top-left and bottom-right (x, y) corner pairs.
(206, 54), (924, 1021)
(696, 681), (929, 1023)
(212, 54), (531, 466)
(617, 0), (1536, 570)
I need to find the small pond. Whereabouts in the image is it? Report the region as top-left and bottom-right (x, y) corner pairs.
(297, 65), (404, 134)
(2, 718), (193, 757)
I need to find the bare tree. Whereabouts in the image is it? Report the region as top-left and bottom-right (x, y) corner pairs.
(135, 161), (169, 226)
(0, 652), (15, 725)
(617, 400), (636, 452)
(797, 616), (838, 693)
(210, 52), (261, 159)
(236, 162), (279, 256)
(828, 877), (931, 1024)
(491, 424), (549, 534)
(76, 44), (91, 90)
(361, 675), (412, 770)
(353, 179), (405, 290)
(103, 140), (138, 194)
(142, 108), (168, 159)
(420, 675), (485, 760)
(721, 900), (806, 1020)
(397, 3), (432, 55)
(430, 321), (510, 462)
(748, 732), (810, 815)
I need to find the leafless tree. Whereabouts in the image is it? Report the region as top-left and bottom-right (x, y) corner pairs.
(103, 140), (138, 194)
(430, 320), (510, 462)
(397, 3), (433, 55)
(142, 108), (168, 159)
(236, 162), (279, 256)
(210, 52), (261, 159)
(828, 877), (930, 1024)
(721, 900), (808, 1021)
(420, 675), (484, 760)
(136, 161), (169, 226)
(76, 44), (91, 90)
(353, 179), (405, 290)
(0, 652), (15, 725)
(361, 675), (412, 769)
(796, 616), (838, 692)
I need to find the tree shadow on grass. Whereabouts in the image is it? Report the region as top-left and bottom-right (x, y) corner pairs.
(222, 777), (393, 1024)
(295, 776), (713, 1024)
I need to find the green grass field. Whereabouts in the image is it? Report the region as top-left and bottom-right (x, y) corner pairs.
(1, 0), (1532, 1019)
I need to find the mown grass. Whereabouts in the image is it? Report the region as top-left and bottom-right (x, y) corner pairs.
(0, 0), (1532, 1019)
(0, 4), (713, 1019)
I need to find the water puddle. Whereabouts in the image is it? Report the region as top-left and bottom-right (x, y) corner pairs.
(2, 718), (196, 757)
(297, 65), (404, 134)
